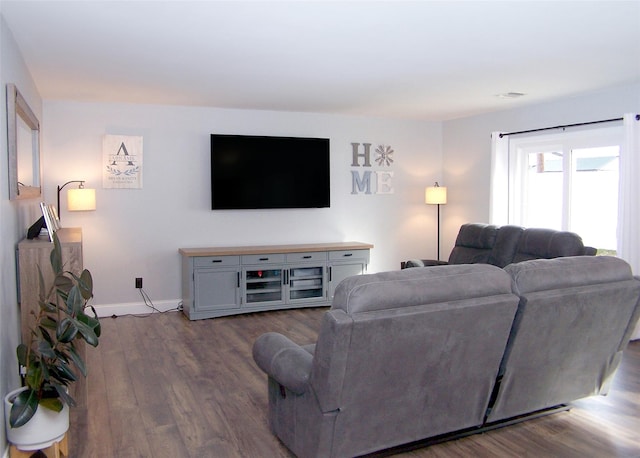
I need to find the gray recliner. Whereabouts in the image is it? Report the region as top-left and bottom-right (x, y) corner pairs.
(253, 265), (519, 458)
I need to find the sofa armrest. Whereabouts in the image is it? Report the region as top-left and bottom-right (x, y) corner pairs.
(252, 332), (313, 394)
(404, 259), (449, 268)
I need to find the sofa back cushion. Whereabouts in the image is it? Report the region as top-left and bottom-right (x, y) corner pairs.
(488, 225), (524, 267)
(448, 223), (523, 267)
(447, 223), (498, 265)
(511, 228), (588, 263)
(487, 256), (640, 423)
(310, 264), (519, 457)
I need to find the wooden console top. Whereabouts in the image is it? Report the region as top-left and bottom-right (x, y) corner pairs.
(179, 241), (373, 257)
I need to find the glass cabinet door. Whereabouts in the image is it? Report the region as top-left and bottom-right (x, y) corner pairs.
(245, 268), (283, 303)
(288, 266), (325, 301)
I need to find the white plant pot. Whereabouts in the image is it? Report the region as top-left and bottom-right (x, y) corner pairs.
(4, 387), (69, 451)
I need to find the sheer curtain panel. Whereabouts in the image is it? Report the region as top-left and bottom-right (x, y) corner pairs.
(618, 113), (640, 340)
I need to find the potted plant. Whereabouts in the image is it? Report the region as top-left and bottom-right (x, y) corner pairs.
(4, 232), (101, 450)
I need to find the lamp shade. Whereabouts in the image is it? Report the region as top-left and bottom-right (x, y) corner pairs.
(425, 185), (447, 205)
(67, 188), (96, 211)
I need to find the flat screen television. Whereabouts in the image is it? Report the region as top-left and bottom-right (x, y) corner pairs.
(211, 134), (330, 210)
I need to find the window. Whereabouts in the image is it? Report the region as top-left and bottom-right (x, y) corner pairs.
(507, 126), (622, 252)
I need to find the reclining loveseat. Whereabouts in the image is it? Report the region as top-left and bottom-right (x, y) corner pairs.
(253, 256), (640, 457)
(404, 223), (596, 269)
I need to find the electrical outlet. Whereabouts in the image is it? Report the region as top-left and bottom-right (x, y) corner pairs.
(135, 277), (143, 289)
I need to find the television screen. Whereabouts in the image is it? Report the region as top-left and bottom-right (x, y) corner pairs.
(211, 134), (330, 210)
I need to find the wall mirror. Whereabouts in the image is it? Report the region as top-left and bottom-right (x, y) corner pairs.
(7, 83), (41, 200)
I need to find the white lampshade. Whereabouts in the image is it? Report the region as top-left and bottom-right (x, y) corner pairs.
(67, 188), (96, 211)
(425, 185), (447, 205)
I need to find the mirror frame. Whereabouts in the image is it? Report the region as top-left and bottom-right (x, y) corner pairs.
(7, 83), (41, 200)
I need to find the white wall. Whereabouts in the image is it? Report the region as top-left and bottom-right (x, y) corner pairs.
(37, 83), (640, 317)
(42, 101), (442, 314)
(0, 14), (44, 452)
(440, 82), (640, 257)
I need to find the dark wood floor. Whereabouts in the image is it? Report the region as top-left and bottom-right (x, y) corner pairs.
(69, 308), (640, 458)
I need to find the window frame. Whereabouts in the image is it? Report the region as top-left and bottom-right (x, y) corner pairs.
(506, 125), (623, 235)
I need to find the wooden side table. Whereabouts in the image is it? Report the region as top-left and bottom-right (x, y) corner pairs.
(9, 432), (68, 458)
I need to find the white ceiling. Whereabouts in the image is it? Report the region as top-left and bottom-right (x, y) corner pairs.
(2, 0), (639, 121)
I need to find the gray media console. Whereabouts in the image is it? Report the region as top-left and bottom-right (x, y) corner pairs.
(179, 242), (373, 320)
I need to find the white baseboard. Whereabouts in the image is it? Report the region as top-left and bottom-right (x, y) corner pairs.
(93, 299), (182, 318)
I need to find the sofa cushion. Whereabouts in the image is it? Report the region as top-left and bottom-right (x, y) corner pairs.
(511, 228), (587, 263)
(507, 255), (634, 293)
(448, 223), (498, 265)
(488, 225), (524, 267)
(332, 263), (513, 314)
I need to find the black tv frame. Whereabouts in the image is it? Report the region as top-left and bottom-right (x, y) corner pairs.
(211, 134), (330, 210)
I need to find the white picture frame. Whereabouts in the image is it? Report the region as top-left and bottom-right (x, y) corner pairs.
(39, 202), (55, 241)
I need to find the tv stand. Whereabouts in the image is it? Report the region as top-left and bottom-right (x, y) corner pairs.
(179, 242), (372, 320)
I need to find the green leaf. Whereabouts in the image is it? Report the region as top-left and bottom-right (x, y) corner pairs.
(66, 285), (84, 316)
(9, 389), (39, 428)
(40, 300), (58, 313)
(55, 275), (73, 296)
(37, 339), (56, 359)
(79, 269), (94, 300)
(25, 364), (44, 391)
(78, 311), (101, 339)
(51, 360), (77, 383)
(54, 347), (70, 364)
(51, 233), (63, 274)
(16, 344), (28, 366)
(52, 383), (76, 408)
(39, 396), (64, 413)
(41, 315), (58, 329)
(40, 360), (50, 382)
(67, 343), (87, 377)
(56, 317), (78, 343)
(75, 319), (99, 347)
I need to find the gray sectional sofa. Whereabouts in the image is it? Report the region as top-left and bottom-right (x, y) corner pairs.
(404, 223), (596, 269)
(253, 256), (640, 457)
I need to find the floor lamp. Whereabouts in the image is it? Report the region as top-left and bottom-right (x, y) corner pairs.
(425, 182), (447, 260)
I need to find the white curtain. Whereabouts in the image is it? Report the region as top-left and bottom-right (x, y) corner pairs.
(617, 113), (640, 340)
(490, 132), (509, 225)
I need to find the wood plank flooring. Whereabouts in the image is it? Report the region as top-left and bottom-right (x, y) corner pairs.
(69, 308), (640, 458)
